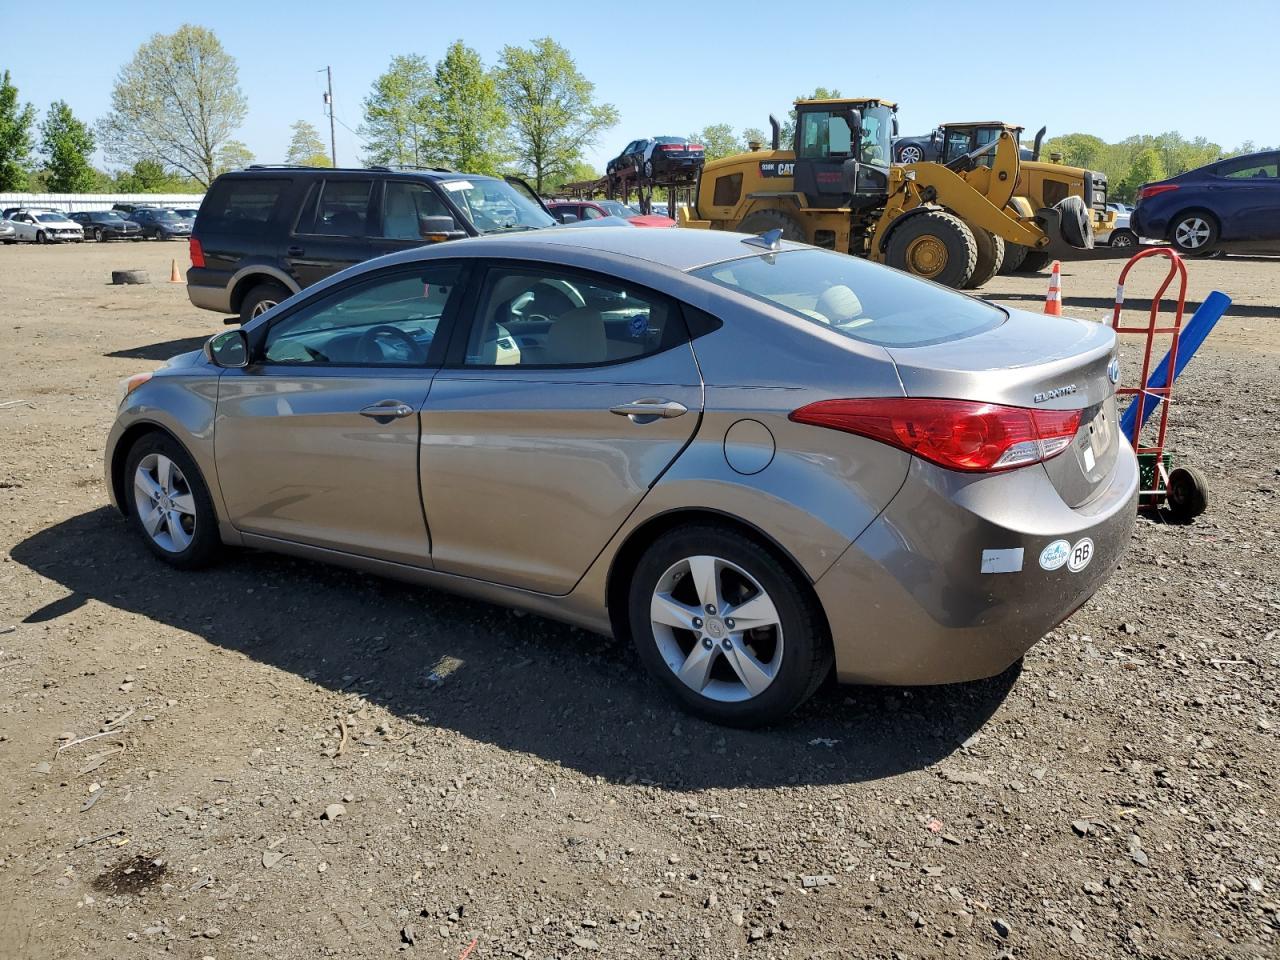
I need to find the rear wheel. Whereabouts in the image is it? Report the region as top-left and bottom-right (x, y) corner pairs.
(1019, 250), (1054, 273)
(1109, 228), (1138, 248)
(897, 143), (925, 164)
(884, 210), (977, 288)
(239, 281), (291, 324)
(1170, 211), (1218, 255)
(737, 208), (807, 243)
(963, 226), (1005, 289)
(627, 525), (832, 727)
(92, 227), (103, 241)
(124, 432), (221, 568)
(998, 240), (1029, 274)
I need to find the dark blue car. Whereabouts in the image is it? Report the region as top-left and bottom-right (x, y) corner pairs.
(1132, 149), (1280, 255)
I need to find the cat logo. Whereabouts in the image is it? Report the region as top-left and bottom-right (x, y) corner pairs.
(759, 161), (795, 178)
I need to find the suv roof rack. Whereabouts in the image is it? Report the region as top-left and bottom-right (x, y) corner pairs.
(242, 163), (459, 174)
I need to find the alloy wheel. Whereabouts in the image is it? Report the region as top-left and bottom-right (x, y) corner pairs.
(649, 554), (784, 703)
(250, 298), (277, 318)
(133, 453), (197, 553)
(1174, 217), (1211, 249)
(899, 145), (924, 163)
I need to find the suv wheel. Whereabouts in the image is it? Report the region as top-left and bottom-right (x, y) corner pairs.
(239, 281), (291, 323)
(627, 525), (832, 727)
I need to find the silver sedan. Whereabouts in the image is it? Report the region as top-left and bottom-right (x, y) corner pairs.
(105, 227), (1138, 726)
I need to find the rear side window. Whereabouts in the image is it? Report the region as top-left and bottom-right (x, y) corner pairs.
(199, 178), (288, 231)
(692, 248), (1005, 348)
(297, 179), (374, 236)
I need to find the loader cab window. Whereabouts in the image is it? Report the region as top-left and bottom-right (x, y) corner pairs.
(798, 111), (840, 159)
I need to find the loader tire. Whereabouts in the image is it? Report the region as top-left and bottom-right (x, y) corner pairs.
(998, 241), (1029, 274)
(1019, 250), (1054, 273)
(737, 208), (807, 243)
(964, 227), (1005, 289)
(884, 210), (977, 289)
(1056, 195), (1094, 249)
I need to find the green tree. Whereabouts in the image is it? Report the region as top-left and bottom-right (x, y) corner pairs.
(40, 100), (96, 192)
(215, 139), (254, 174)
(114, 158), (200, 193)
(780, 87), (842, 144)
(428, 40), (509, 174)
(360, 54), (434, 167)
(1042, 132), (1106, 169)
(554, 159), (600, 190)
(286, 120), (332, 167)
(740, 126), (768, 150)
(688, 123), (738, 161)
(1118, 148), (1167, 202)
(0, 70), (37, 191)
(496, 37), (618, 193)
(98, 24), (248, 187)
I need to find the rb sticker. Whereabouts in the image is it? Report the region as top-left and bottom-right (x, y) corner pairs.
(1067, 537), (1094, 573)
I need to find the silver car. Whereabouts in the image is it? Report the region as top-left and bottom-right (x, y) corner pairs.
(105, 227), (1138, 726)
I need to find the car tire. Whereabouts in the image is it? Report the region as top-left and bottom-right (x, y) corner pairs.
(998, 240), (1029, 274)
(897, 143), (924, 164)
(643, 160), (654, 179)
(627, 524), (832, 727)
(1055, 195), (1093, 249)
(1166, 465), (1209, 521)
(885, 210), (977, 288)
(35, 230), (46, 244)
(1018, 250), (1054, 273)
(92, 227), (103, 241)
(1109, 228), (1138, 248)
(736, 208), (807, 243)
(124, 432), (222, 569)
(963, 226), (1005, 289)
(239, 281), (291, 323)
(1170, 211), (1219, 256)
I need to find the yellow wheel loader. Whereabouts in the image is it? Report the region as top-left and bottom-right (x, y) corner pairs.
(916, 121), (1115, 273)
(683, 98), (1092, 289)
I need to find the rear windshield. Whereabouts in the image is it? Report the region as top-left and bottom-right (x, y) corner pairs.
(691, 248), (1005, 347)
(198, 177), (288, 231)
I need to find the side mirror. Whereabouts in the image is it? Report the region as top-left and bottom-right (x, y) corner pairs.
(419, 215), (466, 242)
(206, 329), (249, 368)
(559, 212), (579, 223)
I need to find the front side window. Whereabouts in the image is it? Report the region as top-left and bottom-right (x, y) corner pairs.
(692, 248), (1005, 348)
(464, 266), (683, 367)
(263, 264), (462, 366)
(379, 181), (452, 239)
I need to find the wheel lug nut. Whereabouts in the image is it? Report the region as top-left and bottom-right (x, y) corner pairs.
(692, 617), (702, 628)
(726, 619), (735, 629)
(702, 637), (713, 649)
(721, 639), (732, 650)
(705, 604), (716, 614)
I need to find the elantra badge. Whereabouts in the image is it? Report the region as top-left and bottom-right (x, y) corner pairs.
(1033, 384), (1077, 404)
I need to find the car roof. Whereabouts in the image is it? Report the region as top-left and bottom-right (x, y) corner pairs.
(218, 166), (500, 184)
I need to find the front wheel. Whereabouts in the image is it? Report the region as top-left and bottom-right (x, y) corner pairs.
(963, 226), (1005, 289)
(884, 210), (978, 288)
(1109, 228), (1138, 248)
(1019, 250), (1054, 273)
(92, 227), (103, 241)
(627, 525), (832, 727)
(35, 231), (46, 244)
(124, 432), (222, 568)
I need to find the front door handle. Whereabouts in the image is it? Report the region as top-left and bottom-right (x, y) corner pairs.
(286, 245), (305, 256)
(359, 400), (415, 423)
(609, 398), (688, 423)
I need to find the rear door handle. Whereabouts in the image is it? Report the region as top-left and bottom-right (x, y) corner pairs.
(609, 398), (688, 423)
(286, 245), (305, 256)
(359, 400), (415, 423)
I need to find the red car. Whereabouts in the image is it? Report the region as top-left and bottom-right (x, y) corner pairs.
(546, 199), (675, 228)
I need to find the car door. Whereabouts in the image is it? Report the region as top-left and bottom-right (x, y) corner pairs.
(1211, 152), (1280, 240)
(214, 260), (469, 566)
(420, 261), (703, 595)
(285, 175), (378, 287)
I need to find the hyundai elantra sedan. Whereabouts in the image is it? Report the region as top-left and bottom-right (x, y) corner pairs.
(106, 227), (1137, 726)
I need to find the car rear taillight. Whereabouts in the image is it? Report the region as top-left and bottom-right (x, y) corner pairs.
(688, 144), (704, 151)
(1138, 183), (1179, 200)
(659, 144), (683, 151)
(789, 398), (1081, 473)
(189, 236), (204, 268)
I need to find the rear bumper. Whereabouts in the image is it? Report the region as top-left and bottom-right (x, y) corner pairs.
(187, 276), (233, 313)
(816, 442), (1138, 686)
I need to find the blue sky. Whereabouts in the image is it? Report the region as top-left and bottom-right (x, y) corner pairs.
(1, 0), (1273, 174)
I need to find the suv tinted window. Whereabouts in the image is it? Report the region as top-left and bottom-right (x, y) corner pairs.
(465, 266), (683, 367)
(693, 248), (1005, 348)
(297, 178), (374, 237)
(263, 263), (462, 366)
(200, 178), (288, 231)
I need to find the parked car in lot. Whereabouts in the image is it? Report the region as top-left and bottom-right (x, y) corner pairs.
(186, 165), (557, 322)
(1095, 208), (1139, 248)
(68, 210), (144, 241)
(0, 218), (15, 243)
(546, 198), (675, 227)
(1132, 149), (1280, 255)
(7, 209), (83, 243)
(173, 208), (199, 220)
(108, 226), (1137, 726)
(130, 207), (193, 240)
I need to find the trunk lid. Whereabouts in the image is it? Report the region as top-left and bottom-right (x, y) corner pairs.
(886, 307), (1121, 507)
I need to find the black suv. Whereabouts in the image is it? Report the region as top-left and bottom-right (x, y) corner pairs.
(187, 166), (558, 322)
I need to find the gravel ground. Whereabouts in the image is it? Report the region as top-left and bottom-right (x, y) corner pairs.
(1, 241), (1277, 959)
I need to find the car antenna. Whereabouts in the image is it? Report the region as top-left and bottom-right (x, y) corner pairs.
(743, 228), (783, 250)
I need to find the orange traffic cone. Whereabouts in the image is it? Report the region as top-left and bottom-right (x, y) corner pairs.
(1043, 260), (1062, 315)
(168, 258), (183, 283)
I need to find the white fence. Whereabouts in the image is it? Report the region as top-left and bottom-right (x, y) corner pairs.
(0, 192), (205, 213)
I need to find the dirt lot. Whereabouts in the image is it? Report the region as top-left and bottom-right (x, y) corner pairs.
(1, 241), (1277, 960)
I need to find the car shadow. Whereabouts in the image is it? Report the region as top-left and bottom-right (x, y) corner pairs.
(106, 336), (211, 361)
(10, 508), (1019, 791)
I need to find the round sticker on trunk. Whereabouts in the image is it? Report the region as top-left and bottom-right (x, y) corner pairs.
(1067, 537), (1094, 573)
(1038, 539), (1070, 571)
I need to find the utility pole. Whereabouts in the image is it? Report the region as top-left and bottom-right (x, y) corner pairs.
(323, 66), (337, 167)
